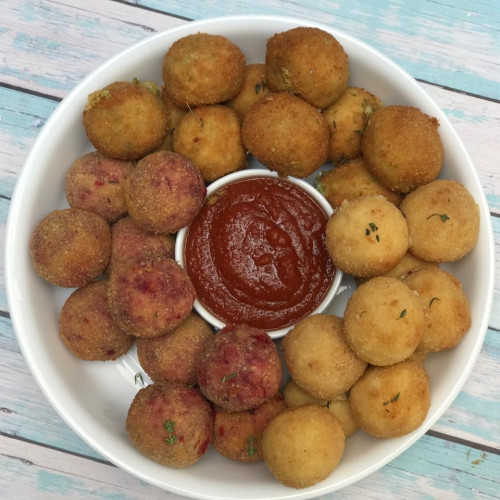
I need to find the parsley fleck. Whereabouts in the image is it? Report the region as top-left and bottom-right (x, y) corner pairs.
(163, 419), (177, 445)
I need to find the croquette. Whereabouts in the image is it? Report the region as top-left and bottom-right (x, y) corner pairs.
(106, 216), (175, 276)
(261, 405), (345, 488)
(316, 157), (403, 209)
(281, 314), (367, 401)
(136, 312), (213, 385)
(343, 277), (424, 366)
(162, 33), (246, 108)
(126, 382), (213, 468)
(283, 380), (358, 438)
(197, 324), (283, 412)
(362, 105), (443, 193)
(322, 87), (383, 162)
(325, 195), (409, 278)
(65, 151), (132, 222)
(348, 360), (431, 438)
(107, 256), (195, 338)
(241, 92), (329, 178)
(124, 150), (206, 235)
(265, 27), (349, 109)
(83, 80), (168, 161)
(400, 179), (480, 262)
(30, 208), (111, 288)
(405, 267), (471, 352)
(211, 392), (287, 463)
(375, 251), (439, 281)
(226, 63), (271, 121)
(59, 280), (134, 361)
(156, 87), (188, 151)
(173, 104), (247, 182)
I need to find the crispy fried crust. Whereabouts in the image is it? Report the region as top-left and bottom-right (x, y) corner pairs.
(343, 276), (424, 366)
(162, 33), (246, 108)
(281, 314), (367, 400)
(405, 267), (471, 352)
(362, 105), (443, 193)
(265, 27), (349, 109)
(400, 179), (480, 262)
(59, 280), (134, 361)
(30, 208), (111, 288)
(261, 405), (345, 488)
(173, 104), (247, 182)
(241, 92), (329, 178)
(126, 382), (213, 468)
(325, 195), (409, 278)
(349, 360), (431, 438)
(83, 80), (168, 161)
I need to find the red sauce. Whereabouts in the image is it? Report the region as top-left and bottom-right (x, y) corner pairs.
(184, 176), (334, 331)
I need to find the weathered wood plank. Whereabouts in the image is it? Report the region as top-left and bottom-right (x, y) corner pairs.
(1, 0), (186, 99)
(4, 0), (498, 100)
(1, 431), (498, 499)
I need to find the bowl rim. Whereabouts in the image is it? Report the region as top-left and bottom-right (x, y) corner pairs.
(4, 13), (495, 500)
(174, 168), (344, 339)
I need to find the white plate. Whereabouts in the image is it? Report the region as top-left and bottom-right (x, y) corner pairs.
(5, 14), (495, 500)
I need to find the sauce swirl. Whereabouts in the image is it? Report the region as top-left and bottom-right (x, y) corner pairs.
(184, 176), (334, 330)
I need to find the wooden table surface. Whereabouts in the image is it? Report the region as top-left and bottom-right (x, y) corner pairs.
(1, 1), (499, 499)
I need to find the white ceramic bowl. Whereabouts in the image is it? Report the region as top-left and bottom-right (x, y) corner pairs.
(5, 14), (495, 500)
(175, 168), (343, 339)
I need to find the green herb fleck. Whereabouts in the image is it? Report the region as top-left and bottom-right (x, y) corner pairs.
(222, 372), (237, 384)
(163, 419), (177, 444)
(429, 296), (440, 308)
(365, 222), (379, 242)
(383, 392), (401, 406)
(427, 213), (450, 222)
(134, 372), (144, 386)
(247, 435), (257, 456)
(398, 309), (407, 320)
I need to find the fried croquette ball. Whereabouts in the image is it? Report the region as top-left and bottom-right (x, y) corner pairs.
(226, 63), (271, 121)
(283, 380), (358, 438)
(106, 217), (175, 276)
(156, 87), (188, 151)
(405, 267), (471, 352)
(197, 324), (283, 412)
(348, 360), (431, 438)
(281, 314), (367, 401)
(362, 105), (443, 193)
(262, 405), (345, 488)
(124, 151), (206, 235)
(241, 92), (329, 178)
(173, 104), (247, 182)
(379, 252), (439, 280)
(323, 87), (383, 162)
(107, 256), (195, 338)
(162, 33), (246, 108)
(83, 80), (168, 161)
(212, 392), (287, 463)
(343, 277), (424, 366)
(265, 27), (349, 109)
(400, 179), (480, 262)
(325, 195), (409, 278)
(30, 208), (111, 288)
(65, 151), (132, 222)
(316, 157), (403, 209)
(126, 382), (213, 468)
(59, 280), (134, 361)
(136, 312), (213, 385)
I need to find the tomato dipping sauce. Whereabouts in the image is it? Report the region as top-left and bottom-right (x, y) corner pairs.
(184, 175), (335, 331)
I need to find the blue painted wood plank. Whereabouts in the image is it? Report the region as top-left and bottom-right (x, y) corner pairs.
(0, 315), (104, 460)
(0, 87), (58, 199)
(130, 0), (500, 100)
